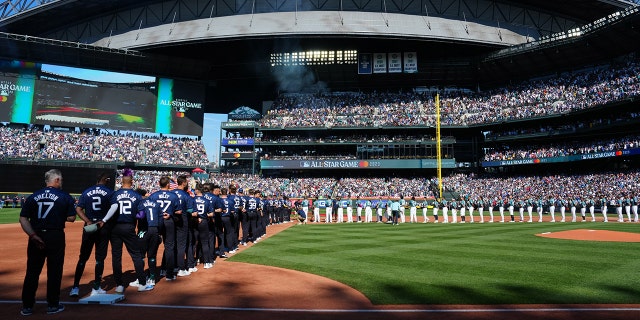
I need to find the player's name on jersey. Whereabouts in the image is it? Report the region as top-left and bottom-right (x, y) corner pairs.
(34, 192), (59, 202)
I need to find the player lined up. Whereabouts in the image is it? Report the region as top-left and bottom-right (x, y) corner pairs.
(68, 170), (290, 298)
(299, 195), (639, 224)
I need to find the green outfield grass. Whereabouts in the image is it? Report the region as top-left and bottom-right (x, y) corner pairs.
(0, 208), (20, 224)
(230, 222), (640, 305)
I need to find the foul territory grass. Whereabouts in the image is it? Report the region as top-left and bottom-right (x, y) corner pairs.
(230, 222), (640, 305)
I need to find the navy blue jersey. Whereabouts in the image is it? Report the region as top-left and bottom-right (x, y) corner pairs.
(138, 198), (162, 228)
(246, 196), (259, 212)
(203, 192), (215, 211)
(147, 190), (180, 217)
(240, 195), (249, 210)
(193, 195), (213, 220)
(173, 189), (194, 215)
(109, 188), (142, 224)
(220, 196), (231, 216)
(210, 195), (225, 215)
(227, 194), (242, 214)
(20, 186), (75, 230)
(77, 184), (113, 220)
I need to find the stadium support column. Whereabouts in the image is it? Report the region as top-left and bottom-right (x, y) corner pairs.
(435, 94), (443, 200)
(218, 125), (223, 170)
(252, 124), (256, 175)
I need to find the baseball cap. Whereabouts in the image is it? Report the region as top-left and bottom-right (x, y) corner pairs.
(238, 188), (244, 193)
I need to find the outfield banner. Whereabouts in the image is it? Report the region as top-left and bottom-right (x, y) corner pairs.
(373, 53), (387, 74)
(358, 53), (373, 74)
(388, 53), (402, 73)
(403, 52), (418, 73)
(221, 138), (254, 146)
(221, 121), (256, 129)
(261, 159), (456, 169)
(421, 159), (457, 168)
(221, 152), (254, 159)
(482, 148), (640, 167)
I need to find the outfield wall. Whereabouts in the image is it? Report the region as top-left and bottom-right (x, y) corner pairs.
(0, 163), (116, 194)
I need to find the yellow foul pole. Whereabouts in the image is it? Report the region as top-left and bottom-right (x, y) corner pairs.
(435, 94), (443, 200)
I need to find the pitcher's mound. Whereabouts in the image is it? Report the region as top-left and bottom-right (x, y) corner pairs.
(537, 229), (640, 242)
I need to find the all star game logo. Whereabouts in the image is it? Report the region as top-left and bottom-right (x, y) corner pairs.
(160, 98), (203, 117)
(0, 80), (31, 102)
(1, 80), (14, 103)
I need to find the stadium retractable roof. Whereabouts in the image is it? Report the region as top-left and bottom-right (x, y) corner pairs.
(1, 0), (635, 37)
(1, 0), (639, 113)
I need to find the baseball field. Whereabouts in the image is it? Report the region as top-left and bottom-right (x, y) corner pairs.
(1, 208), (639, 319)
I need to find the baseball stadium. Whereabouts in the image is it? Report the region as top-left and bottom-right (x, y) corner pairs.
(1, 0), (640, 319)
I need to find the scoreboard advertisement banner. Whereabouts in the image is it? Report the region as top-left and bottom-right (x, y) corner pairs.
(481, 148), (640, 167)
(0, 58), (205, 136)
(221, 152), (255, 159)
(373, 53), (387, 73)
(221, 121), (256, 129)
(221, 138), (255, 146)
(260, 159), (456, 169)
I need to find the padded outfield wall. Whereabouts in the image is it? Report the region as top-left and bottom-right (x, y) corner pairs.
(0, 163), (116, 194)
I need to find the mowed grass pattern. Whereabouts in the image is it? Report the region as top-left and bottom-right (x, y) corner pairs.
(231, 222), (640, 305)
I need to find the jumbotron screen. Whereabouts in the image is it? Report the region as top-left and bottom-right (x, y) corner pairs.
(0, 59), (204, 136)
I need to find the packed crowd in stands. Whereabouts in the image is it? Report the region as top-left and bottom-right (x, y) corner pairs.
(116, 170), (193, 194)
(260, 57), (640, 128)
(442, 170), (640, 205)
(333, 177), (435, 198)
(485, 111), (640, 139)
(121, 170), (640, 212)
(267, 154), (358, 160)
(124, 170), (437, 199)
(484, 134), (640, 161)
(0, 126), (209, 166)
(258, 134), (442, 143)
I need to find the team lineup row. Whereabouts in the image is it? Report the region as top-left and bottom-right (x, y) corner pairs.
(298, 197), (640, 223)
(69, 173), (295, 296)
(18, 169), (292, 316)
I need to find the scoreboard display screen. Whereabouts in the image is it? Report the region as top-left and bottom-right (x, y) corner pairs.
(0, 59), (204, 136)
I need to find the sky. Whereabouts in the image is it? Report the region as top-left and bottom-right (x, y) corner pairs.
(202, 113), (228, 163)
